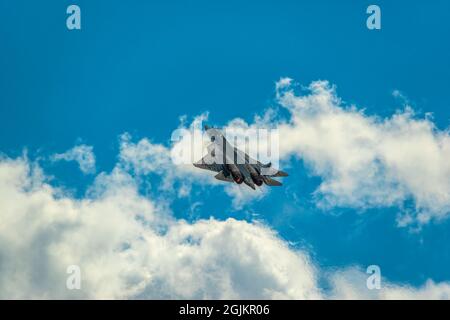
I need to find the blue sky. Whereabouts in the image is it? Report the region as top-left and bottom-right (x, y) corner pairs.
(1, 0), (450, 298)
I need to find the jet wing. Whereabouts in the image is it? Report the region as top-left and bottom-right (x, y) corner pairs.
(193, 152), (223, 172)
(193, 140), (225, 173)
(262, 176), (282, 186)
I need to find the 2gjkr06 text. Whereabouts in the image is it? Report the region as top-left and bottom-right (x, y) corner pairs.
(179, 304), (270, 318)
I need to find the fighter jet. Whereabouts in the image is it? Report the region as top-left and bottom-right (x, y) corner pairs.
(193, 125), (288, 190)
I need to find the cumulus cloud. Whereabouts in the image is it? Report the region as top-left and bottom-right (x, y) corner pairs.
(51, 144), (96, 174)
(72, 77), (447, 226)
(329, 268), (450, 300)
(2, 76), (448, 298)
(0, 156), (319, 299)
(0, 156), (449, 299)
(274, 79), (450, 225)
(114, 78), (450, 225)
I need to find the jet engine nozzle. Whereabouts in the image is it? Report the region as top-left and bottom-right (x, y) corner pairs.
(246, 164), (263, 186)
(227, 164), (244, 184)
(250, 173), (263, 186)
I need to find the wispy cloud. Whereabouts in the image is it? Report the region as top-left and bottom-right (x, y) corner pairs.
(118, 118), (267, 209)
(274, 78), (450, 225)
(51, 144), (96, 174)
(115, 78), (450, 225)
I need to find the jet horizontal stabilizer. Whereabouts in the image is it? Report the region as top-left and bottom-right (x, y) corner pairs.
(214, 171), (234, 182)
(273, 170), (288, 177)
(262, 176), (282, 186)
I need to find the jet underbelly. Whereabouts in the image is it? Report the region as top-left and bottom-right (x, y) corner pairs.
(236, 163), (251, 179)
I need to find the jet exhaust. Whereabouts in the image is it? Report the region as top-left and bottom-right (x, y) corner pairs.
(246, 164), (263, 186)
(227, 164), (244, 184)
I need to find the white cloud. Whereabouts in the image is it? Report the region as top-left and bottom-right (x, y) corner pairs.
(115, 78), (450, 225)
(0, 156), (449, 299)
(0, 156), (320, 299)
(329, 268), (450, 300)
(4, 77), (448, 298)
(223, 183), (268, 210)
(51, 144), (96, 174)
(87, 78), (449, 226)
(273, 79), (450, 225)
